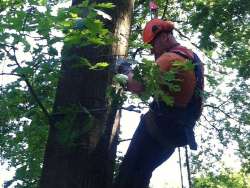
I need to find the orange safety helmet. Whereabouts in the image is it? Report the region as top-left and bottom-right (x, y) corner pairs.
(143, 19), (174, 44)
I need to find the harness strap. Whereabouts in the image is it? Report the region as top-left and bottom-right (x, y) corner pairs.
(170, 50), (204, 91)
(171, 50), (204, 104)
(143, 50), (202, 150)
(170, 50), (193, 60)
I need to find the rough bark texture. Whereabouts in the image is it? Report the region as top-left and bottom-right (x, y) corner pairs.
(39, 1), (134, 188)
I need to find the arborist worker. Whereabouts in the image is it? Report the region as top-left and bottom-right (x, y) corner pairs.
(114, 18), (204, 188)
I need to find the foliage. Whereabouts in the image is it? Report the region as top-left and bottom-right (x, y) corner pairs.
(57, 1), (114, 47)
(0, 0), (114, 187)
(0, 0), (249, 187)
(133, 58), (194, 106)
(193, 169), (250, 188)
(180, 0), (250, 79)
(0, 1), (61, 187)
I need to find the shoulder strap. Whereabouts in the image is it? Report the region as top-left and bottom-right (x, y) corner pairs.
(170, 50), (192, 60)
(170, 50), (204, 90)
(192, 53), (204, 91)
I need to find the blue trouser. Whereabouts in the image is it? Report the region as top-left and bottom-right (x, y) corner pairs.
(114, 115), (175, 188)
(114, 101), (198, 188)
(148, 101), (198, 150)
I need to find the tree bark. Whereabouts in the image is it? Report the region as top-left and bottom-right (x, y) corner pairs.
(39, 1), (134, 188)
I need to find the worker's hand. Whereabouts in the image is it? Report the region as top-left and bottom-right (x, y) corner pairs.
(115, 58), (132, 75)
(127, 72), (144, 94)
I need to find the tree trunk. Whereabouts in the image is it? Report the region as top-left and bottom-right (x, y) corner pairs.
(39, 1), (134, 188)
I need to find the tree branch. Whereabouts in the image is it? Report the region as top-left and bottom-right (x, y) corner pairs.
(3, 46), (50, 122)
(174, 28), (219, 65)
(161, 0), (169, 20)
(202, 114), (220, 132)
(204, 104), (241, 123)
(131, 47), (143, 59)
(0, 72), (21, 77)
(118, 138), (132, 143)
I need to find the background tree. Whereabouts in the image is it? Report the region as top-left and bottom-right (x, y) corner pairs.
(193, 168), (250, 188)
(0, 0), (249, 187)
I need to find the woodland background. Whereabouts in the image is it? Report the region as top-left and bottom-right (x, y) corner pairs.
(0, 0), (249, 187)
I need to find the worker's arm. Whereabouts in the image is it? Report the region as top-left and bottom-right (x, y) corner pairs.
(115, 58), (144, 94)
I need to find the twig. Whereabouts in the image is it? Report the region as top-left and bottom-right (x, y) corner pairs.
(1, 8), (51, 122)
(202, 114), (220, 132)
(118, 138), (132, 143)
(131, 47), (143, 59)
(0, 73), (21, 77)
(174, 28), (219, 65)
(3, 47), (50, 121)
(203, 104), (241, 123)
(0, 43), (18, 50)
(161, 0), (169, 20)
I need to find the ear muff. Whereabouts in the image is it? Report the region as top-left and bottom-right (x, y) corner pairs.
(152, 25), (161, 33)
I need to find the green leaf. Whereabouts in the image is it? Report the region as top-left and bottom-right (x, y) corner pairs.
(14, 66), (34, 76)
(39, 0), (47, 6)
(95, 3), (115, 9)
(80, 58), (91, 67)
(113, 74), (128, 86)
(90, 62), (109, 70)
(161, 94), (174, 106)
(19, 38), (31, 52)
(48, 47), (58, 56)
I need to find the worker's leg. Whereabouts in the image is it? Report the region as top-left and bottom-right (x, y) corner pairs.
(114, 113), (175, 188)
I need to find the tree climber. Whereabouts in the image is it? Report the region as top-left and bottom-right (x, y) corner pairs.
(114, 18), (204, 188)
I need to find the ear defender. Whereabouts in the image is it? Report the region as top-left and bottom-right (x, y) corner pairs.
(152, 25), (160, 33)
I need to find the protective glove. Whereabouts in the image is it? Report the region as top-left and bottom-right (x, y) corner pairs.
(115, 58), (133, 75)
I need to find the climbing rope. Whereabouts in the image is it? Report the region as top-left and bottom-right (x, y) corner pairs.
(185, 146), (192, 188)
(178, 147), (193, 188)
(178, 147), (184, 188)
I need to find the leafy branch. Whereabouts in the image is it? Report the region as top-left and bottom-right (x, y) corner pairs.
(2, 46), (50, 122)
(132, 58), (194, 106)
